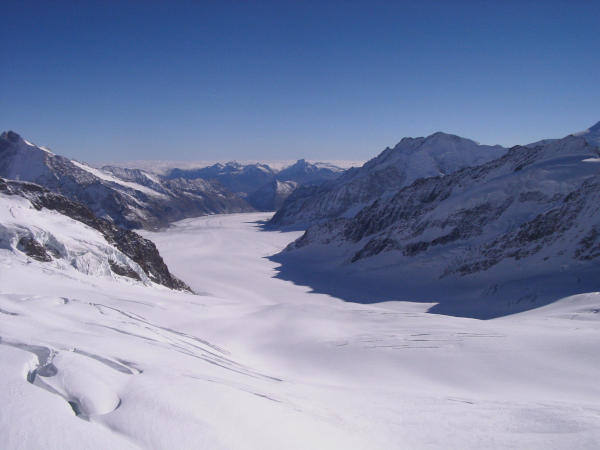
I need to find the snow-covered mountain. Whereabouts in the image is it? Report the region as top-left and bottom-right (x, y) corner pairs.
(166, 159), (344, 211)
(0, 177), (189, 290)
(575, 120), (600, 146)
(167, 161), (277, 196)
(0, 131), (253, 229)
(276, 158), (342, 185)
(270, 132), (506, 227)
(279, 125), (600, 316)
(247, 179), (298, 211)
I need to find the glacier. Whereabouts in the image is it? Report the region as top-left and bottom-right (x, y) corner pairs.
(0, 212), (599, 449)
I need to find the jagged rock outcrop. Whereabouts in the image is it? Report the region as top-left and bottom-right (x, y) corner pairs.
(16, 236), (53, 262)
(0, 177), (191, 291)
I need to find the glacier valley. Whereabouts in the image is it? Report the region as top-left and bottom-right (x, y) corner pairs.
(1, 212), (599, 449)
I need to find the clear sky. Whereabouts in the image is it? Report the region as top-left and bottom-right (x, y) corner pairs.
(2, 0), (599, 163)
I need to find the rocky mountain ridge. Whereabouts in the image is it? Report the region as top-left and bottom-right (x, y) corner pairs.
(270, 132), (506, 227)
(0, 131), (253, 230)
(277, 123), (600, 315)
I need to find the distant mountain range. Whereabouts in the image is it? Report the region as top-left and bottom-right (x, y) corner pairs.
(5, 121), (600, 315)
(0, 131), (345, 229)
(272, 122), (600, 316)
(0, 131), (253, 229)
(102, 159), (363, 174)
(164, 159), (344, 210)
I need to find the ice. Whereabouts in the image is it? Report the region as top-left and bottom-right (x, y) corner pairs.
(0, 192), (150, 283)
(0, 212), (598, 448)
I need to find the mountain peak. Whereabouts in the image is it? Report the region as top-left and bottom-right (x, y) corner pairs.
(573, 121), (600, 146)
(429, 131), (457, 139)
(426, 131), (477, 144)
(1, 130), (23, 143)
(291, 158), (308, 167)
(588, 121), (600, 133)
(574, 121), (600, 135)
(0, 130), (55, 155)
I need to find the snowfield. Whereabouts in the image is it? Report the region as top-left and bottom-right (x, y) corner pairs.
(1, 212), (599, 449)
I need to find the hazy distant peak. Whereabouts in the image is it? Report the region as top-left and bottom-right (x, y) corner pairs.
(1, 130), (22, 143)
(574, 121), (600, 146)
(589, 121), (600, 132)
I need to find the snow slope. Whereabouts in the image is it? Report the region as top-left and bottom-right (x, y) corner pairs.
(277, 130), (600, 317)
(270, 132), (506, 227)
(1, 212), (599, 449)
(71, 160), (168, 199)
(0, 178), (189, 290)
(0, 192), (150, 282)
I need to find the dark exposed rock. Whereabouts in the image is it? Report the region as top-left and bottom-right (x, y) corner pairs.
(1, 177), (191, 291)
(109, 261), (142, 281)
(351, 238), (399, 262)
(576, 227), (600, 261)
(17, 237), (53, 262)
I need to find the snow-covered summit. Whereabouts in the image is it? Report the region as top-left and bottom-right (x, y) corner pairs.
(280, 131), (600, 316)
(0, 131), (59, 181)
(574, 120), (600, 145)
(270, 131), (506, 227)
(165, 158), (344, 211)
(277, 159), (344, 185)
(362, 131), (505, 180)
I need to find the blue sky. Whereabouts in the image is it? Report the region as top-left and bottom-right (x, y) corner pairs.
(2, 1), (599, 162)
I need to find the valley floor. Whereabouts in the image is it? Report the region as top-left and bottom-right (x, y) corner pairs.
(1, 213), (599, 449)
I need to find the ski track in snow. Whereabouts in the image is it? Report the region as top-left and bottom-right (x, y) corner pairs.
(0, 212), (599, 449)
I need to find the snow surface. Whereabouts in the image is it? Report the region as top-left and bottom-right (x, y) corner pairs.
(1, 212), (599, 449)
(22, 138), (54, 154)
(70, 160), (168, 199)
